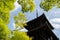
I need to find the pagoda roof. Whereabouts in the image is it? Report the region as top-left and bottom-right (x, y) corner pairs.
(24, 13), (54, 31)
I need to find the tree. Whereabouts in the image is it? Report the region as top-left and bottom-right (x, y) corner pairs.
(0, 0), (16, 24)
(11, 31), (30, 40)
(0, 0), (30, 40)
(0, 0), (15, 40)
(18, 0), (60, 12)
(18, 0), (35, 12)
(14, 12), (27, 29)
(0, 19), (11, 40)
(40, 0), (60, 11)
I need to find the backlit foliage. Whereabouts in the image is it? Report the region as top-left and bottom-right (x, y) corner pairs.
(0, 19), (11, 40)
(18, 0), (35, 12)
(40, 0), (60, 11)
(0, 0), (16, 24)
(11, 31), (30, 40)
(14, 12), (27, 29)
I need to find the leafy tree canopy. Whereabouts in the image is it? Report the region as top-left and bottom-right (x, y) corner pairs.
(11, 31), (30, 40)
(0, 0), (16, 24)
(40, 0), (60, 11)
(14, 12), (27, 29)
(0, 19), (11, 40)
(18, 0), (35, 12)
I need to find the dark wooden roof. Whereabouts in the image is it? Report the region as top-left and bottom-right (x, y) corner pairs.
(24, 13), (54, 31)
(24, 13), (59, 40)
(27, 22), (59, 40)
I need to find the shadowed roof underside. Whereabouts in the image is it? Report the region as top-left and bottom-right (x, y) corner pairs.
(24, 13), (54, 31)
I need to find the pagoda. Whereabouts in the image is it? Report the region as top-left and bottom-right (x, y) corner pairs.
(24, 13), (59, 40)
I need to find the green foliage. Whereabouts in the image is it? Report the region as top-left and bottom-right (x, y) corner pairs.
(0, 0), (15, 40)
(0, 19), (11, 40)
(0, 0), (16, 24)
(40, 1), (53, 11)
(2, 0), (60, 40)
(11, 31), (30, 40)
(14, 12), (27, 29)
(18, 0), (35, 12)
(56, 0), (60, 8)
(40, 0), (60, 11)
(0, 0), (31, 40)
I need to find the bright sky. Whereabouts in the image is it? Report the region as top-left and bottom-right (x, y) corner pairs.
(8, 0), (60, 39)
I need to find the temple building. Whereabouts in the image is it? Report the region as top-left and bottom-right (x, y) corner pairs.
(24, 13), (59, 40)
